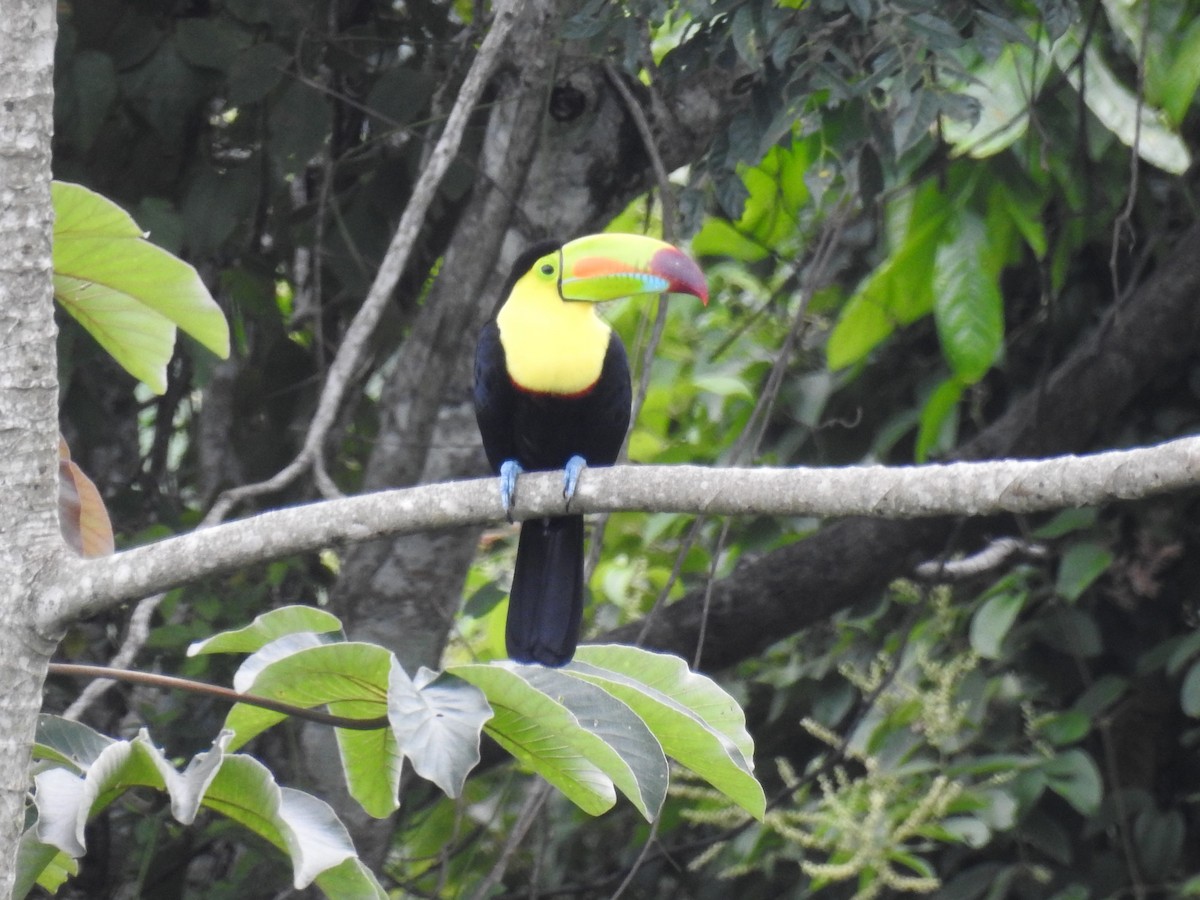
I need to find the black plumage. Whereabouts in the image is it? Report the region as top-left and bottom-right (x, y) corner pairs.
(473, 244), (632, 666)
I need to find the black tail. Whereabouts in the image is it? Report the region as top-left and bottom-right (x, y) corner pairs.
(506, 515), (584, 666)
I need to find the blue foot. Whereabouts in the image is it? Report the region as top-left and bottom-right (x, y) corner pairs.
(563, 455), (587, 507)
(499, 460), (523, 521)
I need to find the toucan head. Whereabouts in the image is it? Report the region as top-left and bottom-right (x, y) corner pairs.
(511, 233), (708, 307)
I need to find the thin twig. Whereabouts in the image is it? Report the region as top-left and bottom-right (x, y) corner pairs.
(602, 60), (677, 237)
(914, 536), (1048, 581)
(313, 446), (345, 500)
(585, 57), (683, 578)
(50, 662), (390, 731)
(468, 780), (551, 900)
(604, 58), (680, 454)
(692, 518), (731, 670)
(1109, 0), (1150, 312)
(609, 814), (662, 900)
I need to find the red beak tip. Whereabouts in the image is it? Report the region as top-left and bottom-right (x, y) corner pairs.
(651, 246), (709, 304)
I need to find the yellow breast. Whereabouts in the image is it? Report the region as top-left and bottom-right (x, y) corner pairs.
(496, 278), (612, 395)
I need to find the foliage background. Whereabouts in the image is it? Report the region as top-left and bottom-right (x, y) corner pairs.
(45, 0), (1200, 897)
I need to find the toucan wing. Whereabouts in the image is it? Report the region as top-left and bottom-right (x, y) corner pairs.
(473, 319), (516, 474)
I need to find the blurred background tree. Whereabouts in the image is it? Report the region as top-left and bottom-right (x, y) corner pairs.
(47, 0), (1200, 896)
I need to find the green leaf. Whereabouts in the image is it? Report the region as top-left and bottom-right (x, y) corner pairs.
(479, 697), (615, 814)
(932, 211), (1004, 383)
(990, 175), (1047, 260)
(387, 664), (492, 799)
(691, 204), (769, 264)
(227, 41), (289, 105)
(1181, 660), (1200, 717)
(1072, 674), (1128, 717)
(1054, 28), (1191, 174)
(939, 815), (992, 848)
(692, 140), (812, 263)
(451, 662), (670, 820)
(365, 67), (436, 128)
(692, 374), (755, 400)
(825, 291), (900, 370)
(827, 180), (949, 369)
(34, 729), (232, 863)
(1133, 807), (1184, 875)
(268, 81), (332, 176)
(567, 645), (764, 819)
(175, 18), (248, 71)
(201, 755), (383, 894)
(892, 88), (942, 155)
(1181, 873), (1200, 895)
(777, 142), (812, 216)
(1037, 710), (1090, 746)
(730, 5), (761, 67)
(224, 642), (400, 818)
(1033, 507), (1097, 539)
(38, 710), (373, 898)
(231, 632), (335, 690)
(15, 830), (77, 899)
(573, 645), (757, 764)
(1054, 542), (1113, 602)
(970, 589), (1027, 660)
(33, 714), (115, 772)
(1157, 18), (1200, 125)
(1038, 607), (1103, 657)
(915, 376), (964, 462)
(1043, 749), (1102, 815)
(187, 605), (345, 657)
(508, 665), (669, 821)
(223, 639), (492, 814)
(1166, 630), (1200, 675)
(942, 40), (1049, 158)
(310, 858), (389, 900)
(52, 182), (230, 393)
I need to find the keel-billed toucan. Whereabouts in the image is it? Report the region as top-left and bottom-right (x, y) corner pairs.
(474, 233), (707, 666)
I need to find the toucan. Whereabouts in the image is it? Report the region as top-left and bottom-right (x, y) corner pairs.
(473, 233), (708, 666)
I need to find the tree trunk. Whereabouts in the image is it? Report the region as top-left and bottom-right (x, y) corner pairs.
(0, 0), (67, 895)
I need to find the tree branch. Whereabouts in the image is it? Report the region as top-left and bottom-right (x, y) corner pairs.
(50, 663), (389, 730)
(40, 434), (1200, 634)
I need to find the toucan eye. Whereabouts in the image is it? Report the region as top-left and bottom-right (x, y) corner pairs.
(540, 264), (555, 275)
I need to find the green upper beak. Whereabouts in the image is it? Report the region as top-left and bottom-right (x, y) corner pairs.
(558, 233), (708, 305)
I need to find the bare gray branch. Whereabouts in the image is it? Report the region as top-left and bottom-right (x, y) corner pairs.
(42, 433), (1200, 633)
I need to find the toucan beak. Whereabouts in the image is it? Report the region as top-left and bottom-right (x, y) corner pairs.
(558, 233), (709, 305)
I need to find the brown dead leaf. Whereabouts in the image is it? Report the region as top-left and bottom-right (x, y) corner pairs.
(58, 437), (115, 557)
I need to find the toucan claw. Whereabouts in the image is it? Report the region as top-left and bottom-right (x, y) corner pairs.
(499, 459), (523, 522)
(563, 455), (587, 509)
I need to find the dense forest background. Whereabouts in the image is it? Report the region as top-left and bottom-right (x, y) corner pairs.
(43, 0), (1200, 896)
